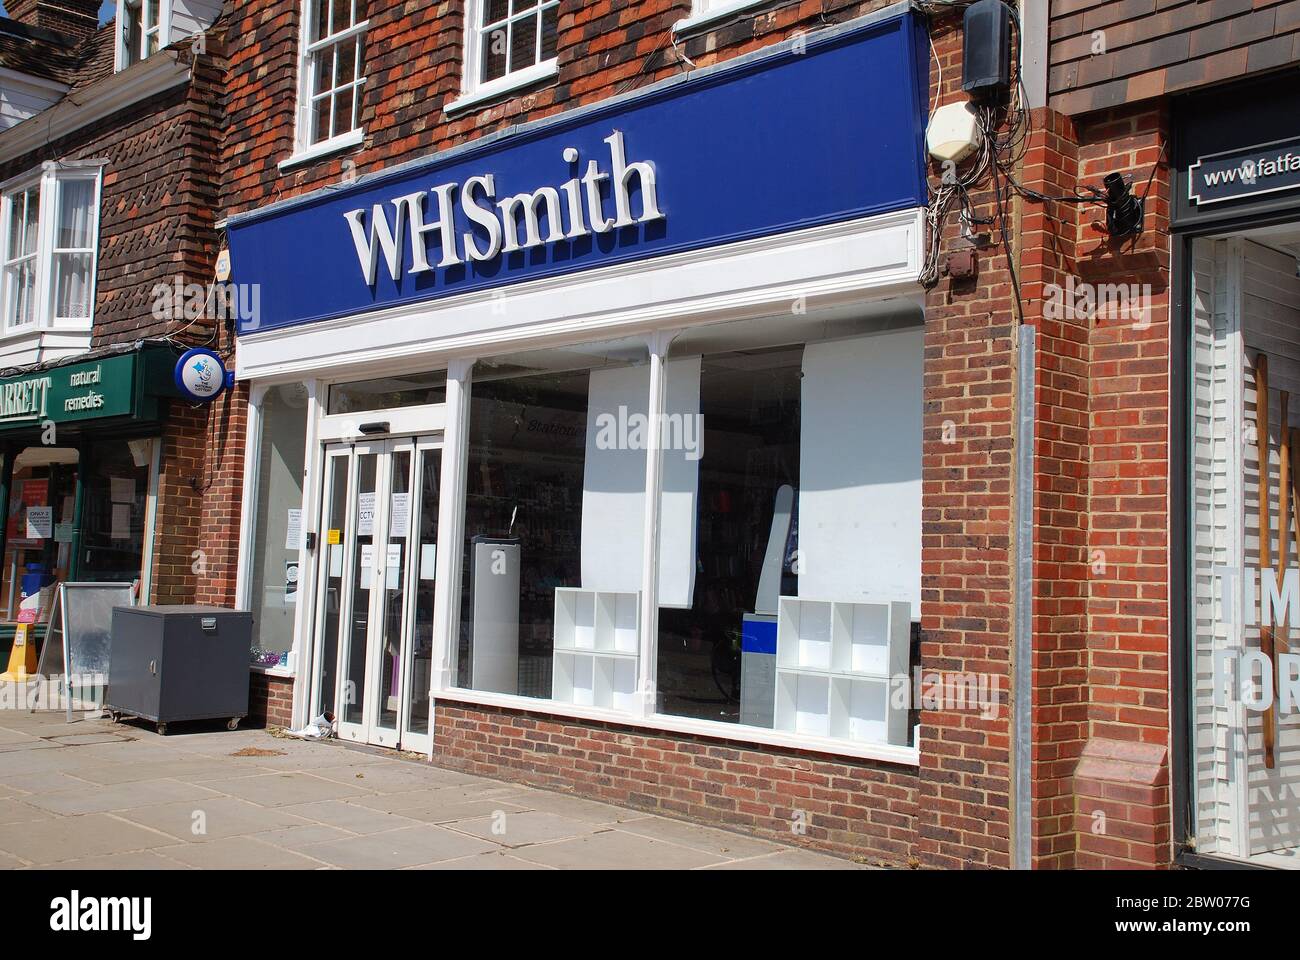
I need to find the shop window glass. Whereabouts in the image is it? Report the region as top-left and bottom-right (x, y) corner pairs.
(1189, 233), (1300, 865)
(79, 438), (153, 583)
(1, 169), (101, 333)
(467, 0), (559, 89)
(303, 0), (369, 145)
(327, 370), (447, 415)
(248, 384), (310, 667)
(119, 0), (163, 70)
(457, 339), (648, 710)
(1, 448), (79, 624)
(52, 178), (96, 322)
(2, 184), (39, 330)
(656, 315), (923, 748)
(1, 437), (155, 630)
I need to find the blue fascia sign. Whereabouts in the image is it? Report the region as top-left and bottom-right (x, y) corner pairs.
(1189, 136), (1300, 206)
(226, 9), (929, 336)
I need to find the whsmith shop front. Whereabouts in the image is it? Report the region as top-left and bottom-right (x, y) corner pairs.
(227, 9), (935, 857)
(0, 344), (181, 659)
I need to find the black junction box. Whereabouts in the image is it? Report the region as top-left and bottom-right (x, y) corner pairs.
(962, 0), (1012, 99)
(106, 605), (251, 732)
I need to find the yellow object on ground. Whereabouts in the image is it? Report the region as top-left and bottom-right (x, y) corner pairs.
(0, 623), (38, 682)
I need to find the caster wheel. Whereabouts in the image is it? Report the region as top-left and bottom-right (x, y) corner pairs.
(157, 722), (168, 737)
(227, 717), (241, 731)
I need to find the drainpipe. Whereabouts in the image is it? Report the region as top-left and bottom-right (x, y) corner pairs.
(1013, 323), (1036, 870)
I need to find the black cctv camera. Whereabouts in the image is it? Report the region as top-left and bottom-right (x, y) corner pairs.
(1103, 172), (1144, 239)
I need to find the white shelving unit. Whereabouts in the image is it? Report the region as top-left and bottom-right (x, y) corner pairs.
(774, 597), (910, 745)
(552, 588), (640, 711)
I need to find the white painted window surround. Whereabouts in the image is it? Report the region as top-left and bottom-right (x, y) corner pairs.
(0, 162), (103, 363)
(445, 0), (560, 116)
(284, 1), (370, 170)
(674, 0), (775, 35)
(115, 1), (223, 73)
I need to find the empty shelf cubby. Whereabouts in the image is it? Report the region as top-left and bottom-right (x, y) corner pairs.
(773, 597), (910, 745)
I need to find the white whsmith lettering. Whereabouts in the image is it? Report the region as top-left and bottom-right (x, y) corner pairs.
(343, 130), (664, 285)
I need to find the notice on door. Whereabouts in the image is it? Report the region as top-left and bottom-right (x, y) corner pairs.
(285, 508), (302, 552)
(111, 503), (131, 541)
(285, 560), (299, 604)
(390, 493), (409, 537)
(26, 506), (53, 540)
(386, 543), (402, 589)
(359, 543), (374, 589)
(358, 493), (376, 537)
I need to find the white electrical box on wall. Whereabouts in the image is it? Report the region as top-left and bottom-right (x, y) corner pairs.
(926, 101), (983, 163)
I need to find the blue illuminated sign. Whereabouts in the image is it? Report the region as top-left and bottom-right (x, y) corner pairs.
(227, 10), (929, 335)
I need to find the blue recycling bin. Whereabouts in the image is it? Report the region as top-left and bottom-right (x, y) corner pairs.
(21, 564), (54, 600)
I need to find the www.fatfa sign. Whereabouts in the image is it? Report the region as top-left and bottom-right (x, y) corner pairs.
(1189, 135), (1300, 206)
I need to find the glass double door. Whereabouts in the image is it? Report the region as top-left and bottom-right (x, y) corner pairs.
(311, 436), (441, 751)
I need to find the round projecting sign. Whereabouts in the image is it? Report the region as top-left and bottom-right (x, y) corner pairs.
(175, 348), (233, 403)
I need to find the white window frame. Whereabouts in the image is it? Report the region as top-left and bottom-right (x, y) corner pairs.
(446, 0), (560, 116)
(284, 1), (370, 170)
(116, 0), (172, 72)
(673, 0), (774, 36)
(0, 178), (43, 333)
(0, 162), (103, 339)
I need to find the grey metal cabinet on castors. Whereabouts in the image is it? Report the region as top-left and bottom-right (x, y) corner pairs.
(106, 606), (251, 735)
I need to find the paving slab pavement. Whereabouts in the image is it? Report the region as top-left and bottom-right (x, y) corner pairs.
(0, 710), (870, 870)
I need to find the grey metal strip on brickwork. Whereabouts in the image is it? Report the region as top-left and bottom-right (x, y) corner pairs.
(1013, 323), (1035, 870)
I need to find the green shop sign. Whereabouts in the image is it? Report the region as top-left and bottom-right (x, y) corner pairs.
(0, 348), (181, 431)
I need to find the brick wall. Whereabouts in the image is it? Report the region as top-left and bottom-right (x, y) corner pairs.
(992, 96), (1173, 867)
(149, 399), (205, 604)
(436, 702), (920, 862)
(1075, 103), (1173, 868)
(194, 374), (249, 608)
(249, 672), (294, 728)
(1015, 106), (1092, 870)
(214, 0), (1088, 868)
(909, 10), (1017, 870)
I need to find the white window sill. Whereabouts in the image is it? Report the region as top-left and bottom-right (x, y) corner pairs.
(432, 685), (921, 767)
(0, 322), (92, 342)
(279, 128), (365, 173)
(673, 0), (775, 36)
(250, 662), (296, 679)
(443, 61), (559, 117)
(0, 323), (41, 341)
